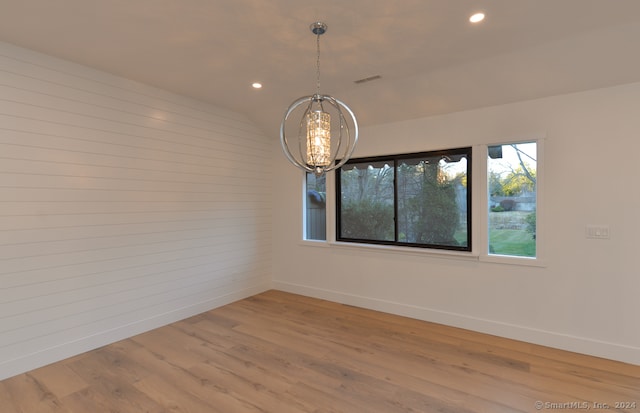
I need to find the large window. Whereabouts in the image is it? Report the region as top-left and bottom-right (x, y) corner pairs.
(336, 147), (471, 251)
(487, 142), (537, 258)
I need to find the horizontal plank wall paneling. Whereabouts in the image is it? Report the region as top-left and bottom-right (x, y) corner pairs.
(0, 42), (272, 380)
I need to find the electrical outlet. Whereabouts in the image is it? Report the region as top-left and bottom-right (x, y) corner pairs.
(586, 225), (610, 239)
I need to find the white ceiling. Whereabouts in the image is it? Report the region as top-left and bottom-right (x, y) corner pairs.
(2, 0), (640, 138)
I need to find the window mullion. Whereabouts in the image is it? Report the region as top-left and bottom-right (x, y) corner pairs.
(393, 159), (399, 242)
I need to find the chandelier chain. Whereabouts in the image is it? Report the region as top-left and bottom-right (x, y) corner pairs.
(315, 32), (321, 96)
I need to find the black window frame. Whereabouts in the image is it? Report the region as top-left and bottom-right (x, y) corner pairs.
(336, 147), (472, 251)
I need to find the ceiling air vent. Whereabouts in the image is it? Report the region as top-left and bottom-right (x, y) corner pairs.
(354, 75), (382, 84)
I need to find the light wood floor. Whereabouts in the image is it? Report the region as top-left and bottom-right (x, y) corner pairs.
(1, 290), (639, 413)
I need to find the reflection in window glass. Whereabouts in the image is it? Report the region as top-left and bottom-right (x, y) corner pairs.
(338, 161), (395, 241)
(488, 142), (537, 257)
(397, 155), (468, 248)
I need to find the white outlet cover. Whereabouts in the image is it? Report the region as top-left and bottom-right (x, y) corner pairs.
(586, 225), (610, 239)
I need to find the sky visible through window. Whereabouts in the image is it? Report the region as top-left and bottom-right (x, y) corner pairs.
(490, 142), (536, 176)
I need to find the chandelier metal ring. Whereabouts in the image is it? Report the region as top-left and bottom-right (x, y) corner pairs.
(280, 94), (358, 175)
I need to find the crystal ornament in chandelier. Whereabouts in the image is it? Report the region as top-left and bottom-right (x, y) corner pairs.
(280, 22), (359, 176)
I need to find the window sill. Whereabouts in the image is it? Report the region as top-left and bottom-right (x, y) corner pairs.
(300, 239), (546, 267)
(479, 254), (547, 267)
(329, 241), (480, 261)
(300, 239), (330, 247)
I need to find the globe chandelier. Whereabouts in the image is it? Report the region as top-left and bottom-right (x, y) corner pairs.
(280, 22), (359, 176)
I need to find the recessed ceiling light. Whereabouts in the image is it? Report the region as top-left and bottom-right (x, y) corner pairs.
(252, 82), (263, 89)
(469, 12), (485, 23)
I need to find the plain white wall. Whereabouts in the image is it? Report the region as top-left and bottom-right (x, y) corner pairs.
(272, 81), (640, 365)
(0, 42), (272, 380)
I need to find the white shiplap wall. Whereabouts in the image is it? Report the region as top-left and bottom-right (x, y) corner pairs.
(0, 41), (272, 380)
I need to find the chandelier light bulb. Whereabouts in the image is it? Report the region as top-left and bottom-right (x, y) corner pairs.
(306, 110), (331, 167)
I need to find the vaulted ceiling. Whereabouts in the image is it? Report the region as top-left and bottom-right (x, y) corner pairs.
(2, 0), (640, 138)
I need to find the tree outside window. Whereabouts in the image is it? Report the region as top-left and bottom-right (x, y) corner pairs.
(488, 142), (537, 258)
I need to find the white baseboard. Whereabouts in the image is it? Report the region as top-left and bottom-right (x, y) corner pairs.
(0, 283), (271, 381)
(272, 281), (640, 366)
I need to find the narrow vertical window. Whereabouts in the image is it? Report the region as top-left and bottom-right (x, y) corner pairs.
(487, 142), (537, 257)
(305, 172), (326, 240)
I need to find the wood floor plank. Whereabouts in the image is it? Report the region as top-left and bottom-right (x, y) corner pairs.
(28, 364), (88, 400)
(0, 381), (23, 413)
(64, 350), (166, 413)
(1, 290), (638, 413)
(0, 372), (71, 413)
